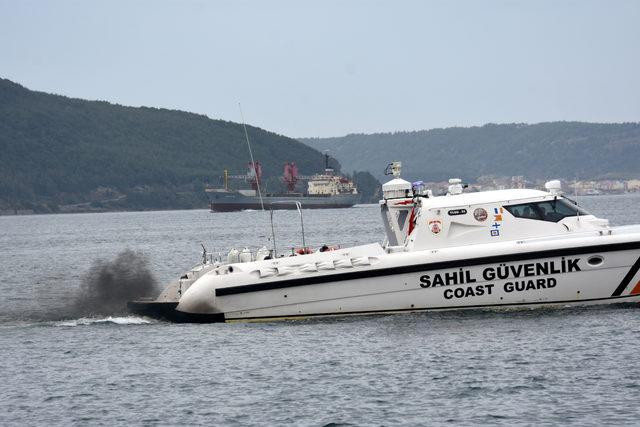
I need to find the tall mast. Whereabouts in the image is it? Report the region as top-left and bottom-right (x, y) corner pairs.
(238, 103), (264, 211)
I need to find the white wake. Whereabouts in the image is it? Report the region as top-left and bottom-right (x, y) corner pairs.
(55, 316), (152, 327)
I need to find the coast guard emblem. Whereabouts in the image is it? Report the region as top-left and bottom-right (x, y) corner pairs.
(473, 208), (488, 222)
(429, 220), (442, 234)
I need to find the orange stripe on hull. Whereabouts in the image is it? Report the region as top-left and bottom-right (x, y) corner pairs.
(630, 281), (640, 295)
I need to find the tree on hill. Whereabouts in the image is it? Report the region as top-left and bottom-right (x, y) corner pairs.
(0, 78), (363, 212)
(301, 122), (640, 183)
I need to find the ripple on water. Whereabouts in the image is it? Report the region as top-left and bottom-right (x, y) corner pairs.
(2, 203), (640, 425)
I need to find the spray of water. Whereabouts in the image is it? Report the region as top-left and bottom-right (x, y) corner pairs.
(72, 249), (159, 317)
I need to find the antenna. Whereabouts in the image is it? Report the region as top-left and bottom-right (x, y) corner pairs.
(238, 103), (265, 211)
(574, 176), (580, 222)
(269, 209), (277, 257)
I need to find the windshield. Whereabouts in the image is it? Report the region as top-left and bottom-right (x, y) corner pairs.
(504, 198), (590, 222)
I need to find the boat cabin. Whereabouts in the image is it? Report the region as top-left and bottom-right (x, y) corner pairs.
(380, 165), (609, 252)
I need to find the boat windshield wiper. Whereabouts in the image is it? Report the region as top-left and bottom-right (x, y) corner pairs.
(563, 195), (579, 205)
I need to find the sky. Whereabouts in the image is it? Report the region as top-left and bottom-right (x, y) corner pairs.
(1, 0), (639, 138)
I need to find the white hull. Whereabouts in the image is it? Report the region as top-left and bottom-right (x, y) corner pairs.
(128, 169), (640, 323)
(175, 232), (640, 322)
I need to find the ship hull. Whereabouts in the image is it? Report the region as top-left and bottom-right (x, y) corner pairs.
(209, 192), (361, 212)
(164, 235), (640, 322)
(127, 301), (225, 323)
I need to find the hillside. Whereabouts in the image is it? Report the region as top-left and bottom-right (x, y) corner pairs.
(301, 122), (640, 183)
(0, 79), (378, 213)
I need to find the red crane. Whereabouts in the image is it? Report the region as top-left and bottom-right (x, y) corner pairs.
(282, 162), (299, 192)
(226, 161), (263, 191)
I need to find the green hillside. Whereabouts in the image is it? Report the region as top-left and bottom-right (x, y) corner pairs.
(301, 122), (640, 183)
(0, 79), (379, 212)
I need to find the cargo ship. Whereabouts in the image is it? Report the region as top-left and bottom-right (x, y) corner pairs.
(206, 155), (360, 212)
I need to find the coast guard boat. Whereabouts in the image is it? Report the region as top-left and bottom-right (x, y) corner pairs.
(128, 162), (640, 322)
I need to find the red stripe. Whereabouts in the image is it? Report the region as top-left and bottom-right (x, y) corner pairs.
(408, 207), (416, 235)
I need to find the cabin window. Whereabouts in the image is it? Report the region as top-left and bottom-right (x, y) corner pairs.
(397, 210), (409, 230)
(504, 199), (589, 222)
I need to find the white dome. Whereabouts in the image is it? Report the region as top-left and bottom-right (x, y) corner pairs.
(382, 178), (412, 199)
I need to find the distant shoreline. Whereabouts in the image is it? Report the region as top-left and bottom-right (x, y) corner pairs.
(2, 194), (637, 217)
(0, 206), (209, 217)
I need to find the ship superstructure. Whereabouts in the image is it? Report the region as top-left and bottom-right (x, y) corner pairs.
(207, 154), (360, 211)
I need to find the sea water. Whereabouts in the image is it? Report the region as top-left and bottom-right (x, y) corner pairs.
(2, 194), (640, 425)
